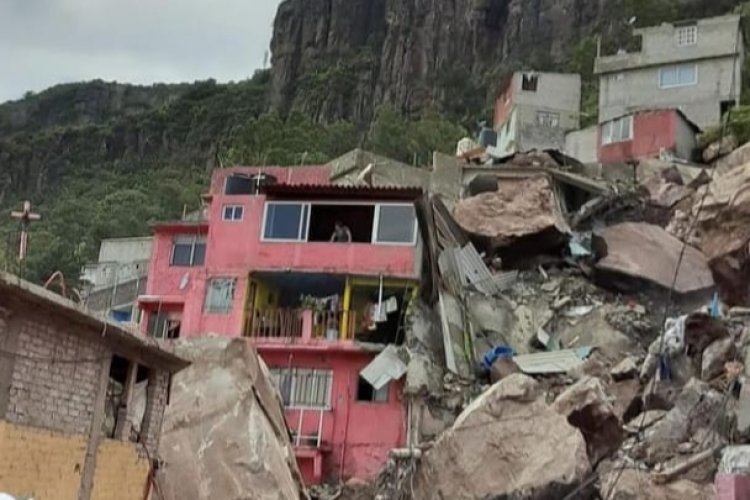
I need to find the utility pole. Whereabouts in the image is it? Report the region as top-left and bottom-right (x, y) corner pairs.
(10, 200), (41, 261)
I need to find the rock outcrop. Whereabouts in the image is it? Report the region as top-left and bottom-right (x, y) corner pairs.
(413, 374), (590, 499)
(269, 0), (741, 123)
(158, 338), (307, 500)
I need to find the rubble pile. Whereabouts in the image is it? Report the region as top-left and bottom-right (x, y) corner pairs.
(393, 149), (750, 499)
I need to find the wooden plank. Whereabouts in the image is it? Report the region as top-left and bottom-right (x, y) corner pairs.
(78, 355), (112, 500)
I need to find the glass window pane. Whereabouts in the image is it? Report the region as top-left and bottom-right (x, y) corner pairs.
(223, 206), (233, 219)
(679, 65), (696, 85)
(376, 205), (416, 243)
(234, 206), (243, 220)
(171, 244), (192, 266)
(264, 203), (303, 240)
(660, 67), (678, 87)
(193, 242), (206, 265)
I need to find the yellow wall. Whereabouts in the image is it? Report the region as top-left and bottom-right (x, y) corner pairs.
(0, 421), (150, 500)
(90, 439), (151, 500)
(0, 420), (87, 500)
(252, 279), (280, 310)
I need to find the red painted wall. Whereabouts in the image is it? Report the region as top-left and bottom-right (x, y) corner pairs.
(142, 165), (420, 338)
(598, 110), (679, 164)
(258, 345), (406, 483)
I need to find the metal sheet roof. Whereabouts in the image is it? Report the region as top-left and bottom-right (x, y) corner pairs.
(360, 345), (409, 390)
(261, 183), (423, 200)
(513, 347), (592, 375)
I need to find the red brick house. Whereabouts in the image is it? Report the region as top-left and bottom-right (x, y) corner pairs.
(598, 108), (700, 164)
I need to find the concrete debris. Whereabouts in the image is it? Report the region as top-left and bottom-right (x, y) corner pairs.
(159, 338), (307, 500)
(703, 135), (738, 163)
(640, 315), (687, 381)
(413, 374), (590, 500)
(701, 337), (737, 381)
(593, 222), (714, 294)
(640, 378), (725, 465)
(552, 376), (624, 463)
(611, 356), (639, 381)
(624, 410), (667, 433)
(599, 468), (714, 499)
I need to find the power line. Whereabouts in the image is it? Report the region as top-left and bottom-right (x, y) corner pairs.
(599, 18), (744, 500)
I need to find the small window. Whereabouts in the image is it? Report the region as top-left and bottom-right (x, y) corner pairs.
(659, 64), (697, 89)
(147, 312), (181, 339)
(356, 377), (389, 403)
(601, 115), (633, 145)
(609, 73), (625, 82)
(204, 278), (236, 314)
(521, 74), (538, 91)
(270, 368), (333, 409)
(263, 202), (309, 241)
(171, 236), (206, 267)
(676, 25), (698, 46)
(374, 204), (417, 244)
(536, 111), (560, 128)
(222, 205), (244, 221)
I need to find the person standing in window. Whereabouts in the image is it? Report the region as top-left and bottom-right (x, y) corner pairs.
(330, 221), (352, 243)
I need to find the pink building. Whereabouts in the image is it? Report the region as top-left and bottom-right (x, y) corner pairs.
(598, 108), (699, 164)
(139, 165), (422, 484)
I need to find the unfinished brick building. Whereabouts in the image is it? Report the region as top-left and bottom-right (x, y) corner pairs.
(0, 271), (189, 500)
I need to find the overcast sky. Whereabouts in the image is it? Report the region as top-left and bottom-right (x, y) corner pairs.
(0, 0), (281, 103)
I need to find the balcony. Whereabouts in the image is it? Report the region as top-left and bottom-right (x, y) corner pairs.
(242, 272), (416, 345)
(244, 308), (357, 342)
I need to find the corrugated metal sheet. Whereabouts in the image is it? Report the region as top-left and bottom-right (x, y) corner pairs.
(360, 345), (409, 390)
(513, 347), (592, 375)
(458, 243), (500, 296)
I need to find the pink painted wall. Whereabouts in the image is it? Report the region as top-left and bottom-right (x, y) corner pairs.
(258, 345), (406, 484)
(598, 110), (679, 164)
(142, 165), (420, 338)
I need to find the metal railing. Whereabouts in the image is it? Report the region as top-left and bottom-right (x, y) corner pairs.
(244, 308), (304, 338)
(244, 308), (358, 340)
(290, 408), (325, 448)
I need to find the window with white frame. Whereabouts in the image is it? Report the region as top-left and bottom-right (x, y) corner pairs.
(262, 201), (418, 245)
(601, 115), (633, 145)
(659, 64), (698, 88)
(374, 204), (417, 244)
(204, 278), (236, 314)
(536, 111), (560, 128)
(676, 25), (698, 46)
(270, 368), (333, 409)
(222, 205), (244, 221)
(263, 202), (309, 241)
(171, 236), (206, 266)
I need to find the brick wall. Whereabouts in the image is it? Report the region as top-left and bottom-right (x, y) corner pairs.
(90, 440), (150, 500)
(140, 370), (170, 455)
(4, 314), (107, 435)
(0, 420), (87, 500)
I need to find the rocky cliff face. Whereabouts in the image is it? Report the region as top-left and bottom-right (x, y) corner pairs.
(269, 0), (741, 124)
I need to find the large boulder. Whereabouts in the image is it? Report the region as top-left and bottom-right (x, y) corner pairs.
(553, 376), (624, 464)
(694, 163), (750, 305)
(158, 338), (307, 500)
(640, 378), (724, 464)
(452, 174), (570, 258)
(593, 222), (714, 294)
(413, 374), (590, 500)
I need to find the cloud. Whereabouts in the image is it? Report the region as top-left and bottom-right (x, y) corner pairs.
(0, 0), (280, 102)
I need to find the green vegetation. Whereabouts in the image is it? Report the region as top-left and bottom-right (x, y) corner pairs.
(0, 73), (465, 288)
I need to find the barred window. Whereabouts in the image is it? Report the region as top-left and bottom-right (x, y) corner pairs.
(204, 278), (236, 314)
(269, 368), (333, 409)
